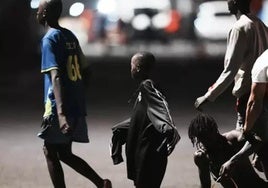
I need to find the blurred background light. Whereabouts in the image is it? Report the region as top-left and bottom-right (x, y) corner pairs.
(134, 0), (170, 10)
(132, 14), (151, 31)
(97, 0), (117, 14)
(69, 2), (85, 17)
(152, 12), (171, 29)
(30, 0), (40, 9)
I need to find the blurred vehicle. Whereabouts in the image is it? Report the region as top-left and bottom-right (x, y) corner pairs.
(194, 1), (236, 41)
(94, 0), (181, 43)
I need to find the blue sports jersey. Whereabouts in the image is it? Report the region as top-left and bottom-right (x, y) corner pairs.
(41, 27), (86, 117)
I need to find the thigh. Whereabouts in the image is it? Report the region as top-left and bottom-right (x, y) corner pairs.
(39, 116), (71, 144)
(44, 142), (71, 155)
(43, 142), (59, 159)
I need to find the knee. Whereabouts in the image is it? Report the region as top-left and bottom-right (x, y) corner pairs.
(194, 150), (208, 167)
(42, 144), (61, 164)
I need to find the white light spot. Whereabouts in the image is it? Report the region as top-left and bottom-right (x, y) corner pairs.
(97, 0), (117, 14)
(132, 14), (151, 31)
(152, 13), (170, 29)
(69, 2), (85, 17)
(30, 0), (40, 9)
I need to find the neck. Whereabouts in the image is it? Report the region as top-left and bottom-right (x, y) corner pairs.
(235, 10), (250, 20)
(235, 12), (242, 20)
(44, 21), (60, 30)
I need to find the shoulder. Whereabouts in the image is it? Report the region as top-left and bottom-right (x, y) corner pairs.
(140, 79), (154, 88)
(61, 28), (76, 37)
(253, 50), (268, 71)
(139, 79), (155, 92)
(232, 15), (258, 31)
(43, 28), (61, 40)
(61, 28), (79, 42)
(222, 130), (241, 143)
(252, 50), (268, 81)
(140, 79), (161, 94)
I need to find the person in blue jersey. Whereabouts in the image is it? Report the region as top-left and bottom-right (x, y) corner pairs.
(36, 0), (112, 187)
(110, 52), (180, 188)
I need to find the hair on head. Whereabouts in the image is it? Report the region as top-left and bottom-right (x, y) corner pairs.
(236, 0), (251, 13)
(135, 51), (156, 72)
(46, 0), (62, 20)
(188, 113), (219, 146)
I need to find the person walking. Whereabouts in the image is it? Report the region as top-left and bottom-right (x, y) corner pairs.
(36, 0), (112, 187)
(195, 0), (268, 129)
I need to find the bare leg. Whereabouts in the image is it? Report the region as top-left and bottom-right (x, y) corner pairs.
(57, 142), (106, 187)
(43, 143), (66, 188)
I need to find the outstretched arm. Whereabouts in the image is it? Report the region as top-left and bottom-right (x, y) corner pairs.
(219, 132), (263, 178)
(195, 28), (247, 109)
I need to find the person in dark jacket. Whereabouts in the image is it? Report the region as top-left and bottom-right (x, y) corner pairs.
(110, 52), (180, 188)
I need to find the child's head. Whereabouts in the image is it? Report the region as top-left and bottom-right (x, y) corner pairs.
(130, 51), (155, 81)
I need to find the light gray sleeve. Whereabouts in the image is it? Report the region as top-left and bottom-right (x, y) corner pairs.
(205, 28), (247, 101)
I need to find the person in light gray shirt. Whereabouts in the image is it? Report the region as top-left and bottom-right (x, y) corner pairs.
(195, 0), (268, 129)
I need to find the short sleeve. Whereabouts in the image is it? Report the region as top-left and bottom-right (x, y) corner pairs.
(252, 51), (268, 83)
(41, 37), (59, 73)
(252, 66), (268, 83)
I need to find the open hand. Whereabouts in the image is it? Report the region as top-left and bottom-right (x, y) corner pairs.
(219, 160), (234, 179)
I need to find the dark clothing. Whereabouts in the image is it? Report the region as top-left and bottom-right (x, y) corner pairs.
(111, 79), (180, 187)
(110, 119), (130, 165)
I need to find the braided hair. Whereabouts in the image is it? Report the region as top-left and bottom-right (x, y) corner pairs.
(188, 113), (219, 147)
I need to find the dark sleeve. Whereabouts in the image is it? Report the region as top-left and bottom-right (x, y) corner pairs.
(110, 118), (130, 165)
(141, 80), (180, 153)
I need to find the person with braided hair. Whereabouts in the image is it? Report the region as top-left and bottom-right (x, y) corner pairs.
(188, 113), (267, 188)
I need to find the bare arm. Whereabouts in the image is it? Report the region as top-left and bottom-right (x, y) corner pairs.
(219, 131), (263, 178)
(194, 150), (211, 188)
(51, 69), (70, 134)
(244, 82), (266, 132)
